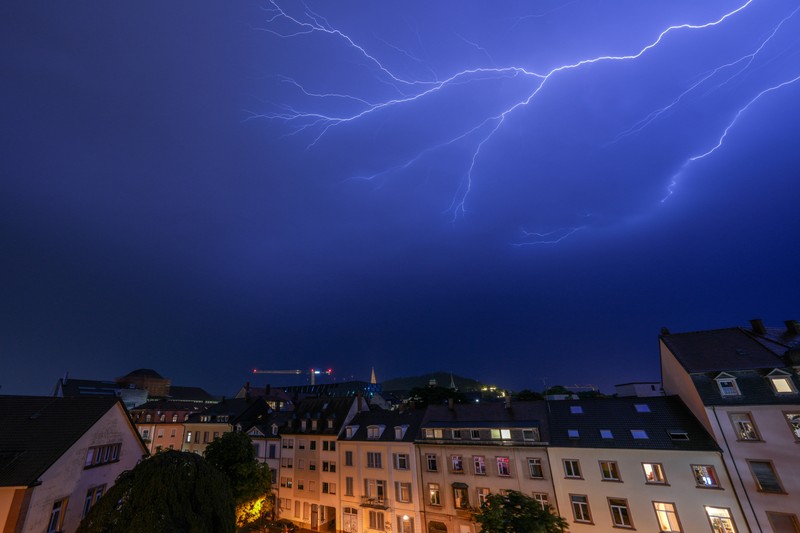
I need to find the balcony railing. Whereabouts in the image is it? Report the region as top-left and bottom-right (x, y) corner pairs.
(360, 496), (389, 509)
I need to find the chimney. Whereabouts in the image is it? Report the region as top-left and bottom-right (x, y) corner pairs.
(447, 397), (454, 410)
(749, 318), (766, 335)
(785, 320), (800, 335)
(357, 393), (363, 413)
(504, 396), (511, 410)
(660, 327), (670, 336)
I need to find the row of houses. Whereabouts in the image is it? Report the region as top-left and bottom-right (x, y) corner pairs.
(1, 319), (798, 532)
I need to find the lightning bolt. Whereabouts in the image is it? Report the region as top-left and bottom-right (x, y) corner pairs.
(255, 0), (797, 243)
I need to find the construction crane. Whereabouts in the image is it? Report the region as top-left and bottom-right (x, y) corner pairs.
(252, 368), (332, 386)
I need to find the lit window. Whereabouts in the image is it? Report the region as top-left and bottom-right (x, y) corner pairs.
(631, 429), (649, 439)
(634, 403), (651, 413)
(477, 488), (490, 506)
(528, 458), (544, 479)
(500, 429), (511, 439)
(785, 412), (800, 440)
(570, 405), (583, 414)
(705, 507), (737, 533)
(653, 502), (682, 532)
(451, 455), (464, 473)
(428, 483), (441, 506)
(600, 461), (621, 481)
(692, 465), (719, 488)
(600, 429), (613, 439)
(643, 463), (666, 484)
(730, 413), (759, 441)
(473, 455), (486, 475)
(767, 369), (797, 394)
(571, 494), (591, 523)
(453, 485), (469, 509)
(490, 429), (500, 439)
(609, 498), (633, 528)
(497, 456), (510, 476)
(564, 459), (581, 478)
(748, 460), (784, 493)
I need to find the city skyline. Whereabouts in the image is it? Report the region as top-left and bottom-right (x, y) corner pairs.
(2, 1), (799, 397)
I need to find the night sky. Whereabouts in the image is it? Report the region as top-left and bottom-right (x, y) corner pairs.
(2, 1), (799, 397)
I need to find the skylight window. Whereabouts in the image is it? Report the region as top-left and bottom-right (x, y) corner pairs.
(631, 430), (649, 439)
(567, 429), (580, 439)
(668, 431), (689, 441)
(634, 404), (650, 413)
(570, 406), (583, 414)
(600, 429), (613, 439)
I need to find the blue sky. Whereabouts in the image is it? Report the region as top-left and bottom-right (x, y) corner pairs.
(2, 0), (799, 395)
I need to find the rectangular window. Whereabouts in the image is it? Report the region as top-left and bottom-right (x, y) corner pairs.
(394, 453), (409, 470)
(692, 465), (719, 488)
(497, 456), (510, 476)
(567, 429), (580, 439)
(523, 428), (539, 441)
(748, 460), (785, 493)
(654, 502), (682, 532)
(429, 483), (441, 506)
(48, 498), (68, 533)
(500, 429), (511, 439)
(770, 375), (796, 394)
(298, 439), (306, 449)
(705, 507), (737, 533)
(453, 485), (469, 509)
(451, 455), (464, 473)
(309, 461), (316, 471)
(609, 498), (633, 528)
(82, 485), (105, 517)
(766, 512), (800, 533)
(309, 440), (316, 450)
(283, 438), (293, 449)
(369, 510), (385, 531)
(452, 429), (461, 439)
(84, 444), (121, 468)
(631, 429), (649, 439)
(281, 457), (293, 468)
(717, 379), (740, 397)
(297, 480), (304, 491)
(643, 463), (667, 484)
(396, 482), (412, 503)
(345, 476), (354, 496)
(427, 453), (438, 472)
(345, 450), (353, 466)
(564, 459), (581, 478)
(600, 461), (621, 481)
(473, 455), (486, 475)
(634, 403), (651, 412)
(322, 461), (335, 472)
(470, 429), (480, 439)
(308, 481), (315, 492)
(364, 479), (386, 501)
(730, 413), (759, 441)
(367, 452), (382, 469)
(786, 412), (800, 441)
(477, 487), (490, 506)
(571, 494), (591, 523)
(533, 492), (549, 510)
(528, 458), (544, 479)
(600, 429), (614, 439)
(186, 431), (192, 443)
(570, 405), (584, 414)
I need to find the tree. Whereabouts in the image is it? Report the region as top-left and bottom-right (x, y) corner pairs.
(473, 490), (567, 533)
(204, 430), (273, 527)
(512, 389), (543, 401)
(408, 386), (466, 407)
(77, 450), (235, 533)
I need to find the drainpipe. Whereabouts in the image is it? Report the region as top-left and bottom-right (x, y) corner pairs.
(711, 406), (760, 533)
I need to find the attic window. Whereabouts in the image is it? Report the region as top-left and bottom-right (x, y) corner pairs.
(345, 426), (356, 439)
(767, 369), (797, 394)
(668, 431), (689, 441)
(327, 419), (334, 429)
(395, 425), (408, 440)
(570, 406), (583, 414)
(631, 430), (649, 439)
(634, 404), (651, 413)
(272, 424), (278, 436)
(714, 373), (741, 397)
(567, 429), (580, 439)
(600, 429), (613, 439)
(367, 425), (384, 439)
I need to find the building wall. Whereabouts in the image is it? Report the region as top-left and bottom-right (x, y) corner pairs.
(547, 447), (747, 533)
(705, 403), (800, 533)
(417, 443), (554, 533)
(660, 341), (712, 434)
(181, 422), (229, 454)
(19, 403), (146, 533)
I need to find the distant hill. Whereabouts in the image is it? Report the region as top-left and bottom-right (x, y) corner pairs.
(382, 371), (483, 392)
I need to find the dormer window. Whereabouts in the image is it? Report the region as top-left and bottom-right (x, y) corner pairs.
(327, 419), (334, 429)
(301, 420), (307, 431)
(272, 424), (278, 436)
(394, 425), (408, 440)
(714, 373), (741, 397)
(345, 425), (358, 439)
(767, 369), (797, 394)
(311, 420), (318, 431)
(367, 425), (384, 439)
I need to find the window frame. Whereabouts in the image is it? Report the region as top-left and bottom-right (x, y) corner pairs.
(653, 501), (682, 533)
(473, 455), (486, 475)
(496, 456), (511, 477)
(599, 460), (622, 482)
(608, 497), (634, 529)
(426, 453), (438, 472)
(691, 464), (720, 488)
(704, 506), (738, 533)
(428, 483), (441, 506)
(747, 459), (786, 494)
(784, 411), (800, 441)
(528, 457), (544, 479)
(563, 459), (582, 479)
(728, 412), (761, 441)
(570, 494), (592, 524)
(642, 462), (668, 485)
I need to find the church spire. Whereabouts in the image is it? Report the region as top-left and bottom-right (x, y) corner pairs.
(370, 366), (377, 385)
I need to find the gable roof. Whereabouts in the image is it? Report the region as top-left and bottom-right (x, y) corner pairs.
(282, 397), (356, 435)
(0, 396), (123, 487)
(661, 327), (786, 372)
(342, 408), (426, 442)
(547, 396), (719, 451)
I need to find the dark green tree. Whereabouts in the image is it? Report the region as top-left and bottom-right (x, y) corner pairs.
(512, 389), (543, 401)
(408, 386), (466, 407)
(204, 430), (272, 527)
(473, 490), (567, 533)
(77, 450), (235, 533)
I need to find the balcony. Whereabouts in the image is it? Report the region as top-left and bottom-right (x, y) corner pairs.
(360, 496), (389, 509)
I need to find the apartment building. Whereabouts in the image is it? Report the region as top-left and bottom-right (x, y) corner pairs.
(129, 399), (205, 454)
(276, 396), (359, 531)
(182, 397), (271, 454)
(547, 396), (747, 533)
(416, 400), (553, 533)
(339, 407), (426, 533)
(661, 320), (800, 532)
